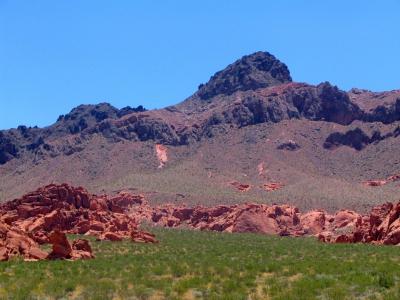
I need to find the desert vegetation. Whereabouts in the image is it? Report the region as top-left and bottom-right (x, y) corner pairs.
(1, 228), (399, 299)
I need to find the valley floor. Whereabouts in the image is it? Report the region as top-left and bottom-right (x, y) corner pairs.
(0, 228), (399, 300)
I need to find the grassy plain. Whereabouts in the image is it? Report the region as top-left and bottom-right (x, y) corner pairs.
(0, 228), (399, 299)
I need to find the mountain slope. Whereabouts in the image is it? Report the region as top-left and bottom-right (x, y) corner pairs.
(1, 51), (399, 212)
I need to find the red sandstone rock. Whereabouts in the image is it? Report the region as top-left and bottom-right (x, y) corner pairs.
(2, 183), (400, 252)
(98, 232), (123, 241)
(155, 144), (168, 169)
(300, 211), (326, 234)
(230, 181), (251, 192)
(47, 231), (94, 260)
(332, 210), (361, 229)
(0, 183), (157, 256)
(47, 231), (73, 259)
(387, 174), (400, 182)
(363, 180), (387, 187)
(131, 230), (158, 243)
(232, 210), (279, 234)
(71, 239), (94, 259)
(0, 221), (48, 261)
(261, 182), (284, 192)
(363, 173), (400, 187)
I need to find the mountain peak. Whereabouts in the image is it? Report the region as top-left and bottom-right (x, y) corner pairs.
(196, 51), (292, 100)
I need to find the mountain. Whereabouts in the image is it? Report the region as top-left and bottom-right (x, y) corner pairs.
(1, 51), (400, 212)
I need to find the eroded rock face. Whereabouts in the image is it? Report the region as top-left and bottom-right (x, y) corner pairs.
(300, 211), (326, 234)
(145, 203), (304, 237)
(2, 183), (399, 256)
(196, 51), (292, 100)
(0, 222), (93, 261)
(2, 52), (400, 170)
(0, 183), (158, 261)
(317, 203), (400, 245)
(0, 220), (48, 261)
(134, 198), (400, 246)
(47, 231), (93, 260)
(324, 126), (400, 150)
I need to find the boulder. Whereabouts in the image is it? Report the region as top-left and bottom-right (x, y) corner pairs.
(47, 231), (94, 260)
(232, 210), (280, 234)
(0, 221), (48, 261)
(300, 211), (326, 234)
(47, 231), (73, 259)
(131, 230), (158, 243)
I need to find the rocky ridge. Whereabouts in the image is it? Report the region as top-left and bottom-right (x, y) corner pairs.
(141, 200), (400, 246)
(1, 52), (400, 167)
(1, 183), (399, 262)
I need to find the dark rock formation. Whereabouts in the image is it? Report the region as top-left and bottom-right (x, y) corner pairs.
(117, 105), (147, 117)
(200, 82), (361, 131)
(324, 128), (371, 150)
(277, 140), (300, 151)
(363, 98), (400, 124)
(324, 127), (400, 150)
(0, 132), (19, 164)
(196, 51), (292, 100)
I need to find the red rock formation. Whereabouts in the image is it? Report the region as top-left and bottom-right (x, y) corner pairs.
(0, 222), (94, 261)
(363, 173), (400, 187)
(2, 183), (399, 253)
(0, 184), (157, 248)
(261, 182), (284, 192)
(47, 231), (91, 260)
(318, 203), (400, 245)
(131, 230), (158, 243)
(300, 211), (326, 234)
(139, 200), (400, 246)
(257, 162), (266, 178)
(230, 181), (251, 192)
(47, 231), (93, 260)
(0, 220), (48, 261)
(145, 203), (304, 237)
(363, 180), (387, 187)
(155, 144), (168, 169)
(387, 174), (400, 182)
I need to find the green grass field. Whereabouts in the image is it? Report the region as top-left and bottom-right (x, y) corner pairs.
(0, 228), (399, 300)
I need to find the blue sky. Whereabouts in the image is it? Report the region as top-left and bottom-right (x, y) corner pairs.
(1, 0), (399, 129)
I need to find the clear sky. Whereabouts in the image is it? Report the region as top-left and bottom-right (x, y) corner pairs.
(1, 0), (399, 129)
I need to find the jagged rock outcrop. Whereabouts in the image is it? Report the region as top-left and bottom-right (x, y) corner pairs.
(132, 198), (400, 246)
(0, 132), (19, 164)
(2, 184), (400, 255)
(0, 221), (93, 261)
(47, 231), (93, 260)
(196, 82), (362, 132)
(363, 98), (400, 124)
(0, 220), (48, 261)
(349, 89), (400, 124)
(0, 184), (158, 246)
(324, 128), (371, 150)
(318, 202), (400, 245)
(196, 51), (292, 100)
(324, 126), (400, 150)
